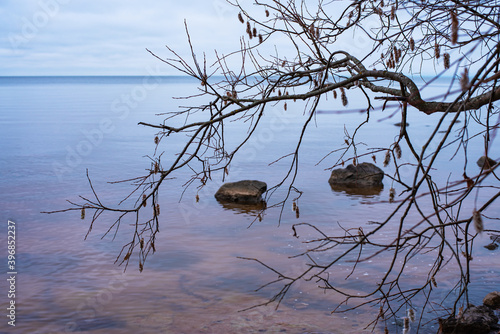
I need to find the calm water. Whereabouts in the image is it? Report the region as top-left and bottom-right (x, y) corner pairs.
(0, 76), (498, 333)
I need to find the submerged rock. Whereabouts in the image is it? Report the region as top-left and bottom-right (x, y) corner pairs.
(485, 234), (500, 251)
(215, 180), (267, 205)
(484, 292), (500, 309)
(328, 162), (384, 188)
(439, 305), (499, 334)
(477, 156), (497, 169)
(484, 243), (498, 251)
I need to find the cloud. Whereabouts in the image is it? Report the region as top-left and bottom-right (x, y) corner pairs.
(0, 0), (243, 75)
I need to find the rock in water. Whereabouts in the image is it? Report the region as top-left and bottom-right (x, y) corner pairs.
(328, 162), (384, 187)
(483, 291), (500, 309)
(215, 180), (267, 204)
(439, 305), (499, 334)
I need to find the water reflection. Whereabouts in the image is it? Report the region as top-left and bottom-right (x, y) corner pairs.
(216, 200), (266, 215)
(329, 184), (384, 197)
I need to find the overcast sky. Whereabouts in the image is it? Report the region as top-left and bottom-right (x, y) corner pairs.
(1, 1), (428, 77)
(1, 0), (246, 76)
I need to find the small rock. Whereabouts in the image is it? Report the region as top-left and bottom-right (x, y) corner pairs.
(484, 292), (500, 309)
(215, 180), (267, 205)
(484, 243), (498, 251)
(477, 156), (497, 169)
(328, 162), (384, 188)
(439, 305), (499, 334)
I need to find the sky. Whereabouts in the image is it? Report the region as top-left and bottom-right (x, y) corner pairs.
(1, 0), (245, 76)
(0, 1), (446, 77)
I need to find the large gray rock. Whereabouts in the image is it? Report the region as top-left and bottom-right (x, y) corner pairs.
(439, 305), (499, 334)
(214, 180), (267, 205)
(328, 162), (384, 187)
(484, 292), (500, 309)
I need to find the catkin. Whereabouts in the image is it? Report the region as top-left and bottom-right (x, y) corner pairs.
(81, 207), (85, 220)
(358, 227), (365, 243)
(473, 209), (483, 234)
(383, 150), (391, 167)
(408, 309), (416, 322)
(443, 53), (450, 69)
(460, 68), (469, 92)
(309, 24), (315, 38)
(246, 21), (252, 38)
(409, 37), (415, 52)
(340, 87), (348, 106)
(394, 142), (402, 159)
(389, 188), (396, 202)
(451, 11), (458, 45)
(403, 317), (410, 330)
(238, 13), (244, 24)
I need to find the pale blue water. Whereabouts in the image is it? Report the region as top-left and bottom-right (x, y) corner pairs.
(0, 76), (498, 333)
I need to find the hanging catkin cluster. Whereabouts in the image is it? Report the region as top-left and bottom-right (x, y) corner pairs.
(451, 10), (458, 44)
(340, 87), (348, 106)
(434, 43), (440, 59)
(443, 53), (450, 69)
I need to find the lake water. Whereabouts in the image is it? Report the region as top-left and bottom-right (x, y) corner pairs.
(0, 76), (498, 333)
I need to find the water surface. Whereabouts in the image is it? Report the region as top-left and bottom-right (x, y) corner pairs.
(1, 76), (498, 333)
